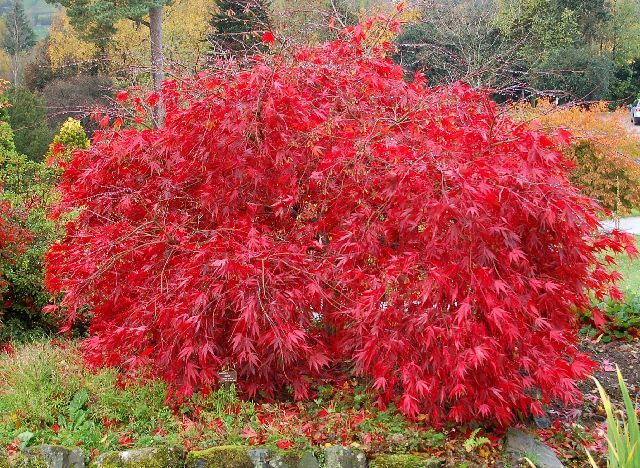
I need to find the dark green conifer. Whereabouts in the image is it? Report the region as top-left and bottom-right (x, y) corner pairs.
(209, 0), (271, 58)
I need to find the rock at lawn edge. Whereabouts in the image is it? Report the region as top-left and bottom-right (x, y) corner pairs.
(323, 446), (367, 468)
(17, 445), (86, 468)
(91, 446), (184, 468)
(247, 448), (270, 468)
(185, 446), (253, 468)
(504, 428), (564, 468)
(269, 450), (320, 468)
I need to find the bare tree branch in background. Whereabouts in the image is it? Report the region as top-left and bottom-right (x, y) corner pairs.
(395, 0), (619, 104)
(395, 0), (531, 97)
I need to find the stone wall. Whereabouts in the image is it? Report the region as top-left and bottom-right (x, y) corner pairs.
(0, 445), (444, 468)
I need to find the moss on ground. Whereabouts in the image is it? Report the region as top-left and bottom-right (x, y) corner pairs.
(268, 447), (321, 467)
(272, 448), (303, 463)
(369, 454), (443, 468)
(91, 446), (184, 468)
(10, 456), (47, 468)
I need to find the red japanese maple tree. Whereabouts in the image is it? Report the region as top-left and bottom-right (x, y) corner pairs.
(45, 20), (636, 425)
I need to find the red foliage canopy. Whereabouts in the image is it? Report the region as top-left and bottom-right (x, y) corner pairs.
(45, 21), (636, 425)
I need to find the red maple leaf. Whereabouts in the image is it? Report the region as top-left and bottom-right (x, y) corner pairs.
(262, 31), (275, 45)
(276, 441), (295, 450)
(118, 433), (134, 447)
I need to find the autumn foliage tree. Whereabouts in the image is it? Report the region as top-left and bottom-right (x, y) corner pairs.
(514, 100), (640, 215)
(46, 20), (636, 425)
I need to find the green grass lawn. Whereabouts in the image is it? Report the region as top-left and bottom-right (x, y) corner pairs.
(611, 236), (640, 295)
(583, 235), (640, 341)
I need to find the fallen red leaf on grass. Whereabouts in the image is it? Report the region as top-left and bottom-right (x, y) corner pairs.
(240, 426), (257, 439)
(276, 441), (295, 450)
(118, 434), (134, 447)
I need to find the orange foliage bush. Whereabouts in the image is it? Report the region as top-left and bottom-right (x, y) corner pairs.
(513, 100), (640, 215)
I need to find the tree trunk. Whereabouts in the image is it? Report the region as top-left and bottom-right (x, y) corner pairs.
(149, 5), (165, 127)
(11, 53), (18, 85)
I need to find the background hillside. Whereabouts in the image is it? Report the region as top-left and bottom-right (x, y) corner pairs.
(0, 0), (58, 37)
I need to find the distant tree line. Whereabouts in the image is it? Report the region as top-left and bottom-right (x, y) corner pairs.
(0, 0), (637, 160)
(394, 0), (640, 104)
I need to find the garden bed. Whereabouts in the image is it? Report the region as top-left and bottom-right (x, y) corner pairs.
(0, 337), (638, 467)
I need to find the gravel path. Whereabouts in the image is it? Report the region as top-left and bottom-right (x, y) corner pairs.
(623, 112), (640, 135)
(599, 114), (640, 234)
(601, 216), (640, 235)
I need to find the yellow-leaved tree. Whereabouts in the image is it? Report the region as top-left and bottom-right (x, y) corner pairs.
(514, 99), (640, 216)
(0, 19), (17, 81)
(47, 10), (97, 71)
(108, 0), (212, 85)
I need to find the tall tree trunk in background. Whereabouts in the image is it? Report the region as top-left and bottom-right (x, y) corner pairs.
(10, 53), (18, 85)
(10, 15), (20, 85)
(149, 5), (165, 127)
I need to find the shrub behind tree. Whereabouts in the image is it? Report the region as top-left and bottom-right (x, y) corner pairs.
(0, 107), (56, 343)
(533, 47), (613, 102)
(5, 86), (52, 161)
(42, 74), (113, 134)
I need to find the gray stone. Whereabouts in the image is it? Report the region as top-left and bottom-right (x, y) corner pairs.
(269, 450), (320, 468)
(297, 452), (321, 468)
(504, 428), (564, 468)
(424, 460), (443, 468)
(533, 415), (551, 430)
(91, 446), (184, 468)
(22, 445), (86, 468)
(323, 446), (366, 468)
(247, 448), (269, 468)
(424, 457), (444, 468)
